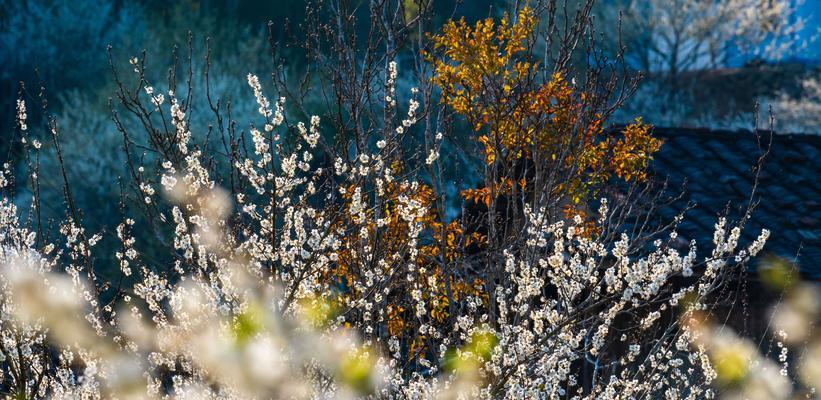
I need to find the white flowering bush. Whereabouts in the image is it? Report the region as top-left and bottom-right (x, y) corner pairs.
(1, 1), (815, 399)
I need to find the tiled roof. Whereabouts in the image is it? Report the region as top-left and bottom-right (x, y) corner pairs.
(649, 128), (821, 279)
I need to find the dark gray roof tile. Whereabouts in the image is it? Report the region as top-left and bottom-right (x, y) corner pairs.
(648, 127), (821, 279)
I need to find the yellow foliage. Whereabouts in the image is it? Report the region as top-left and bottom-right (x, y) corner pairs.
(429, 7), (661, 211)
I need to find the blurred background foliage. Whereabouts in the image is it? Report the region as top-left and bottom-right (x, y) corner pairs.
(2, 0), (817, 160)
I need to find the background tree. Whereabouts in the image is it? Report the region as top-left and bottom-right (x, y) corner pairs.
(600, 0), (805, 87)
(595, 0), (813, 126)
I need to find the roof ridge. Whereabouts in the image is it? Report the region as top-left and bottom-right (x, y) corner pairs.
(606, 125), (821, 144)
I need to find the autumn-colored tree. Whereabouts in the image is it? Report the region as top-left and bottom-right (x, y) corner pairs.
(429, 7), (662, 210)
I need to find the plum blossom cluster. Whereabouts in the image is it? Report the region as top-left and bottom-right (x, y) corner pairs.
(0, 51), (813, 400)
